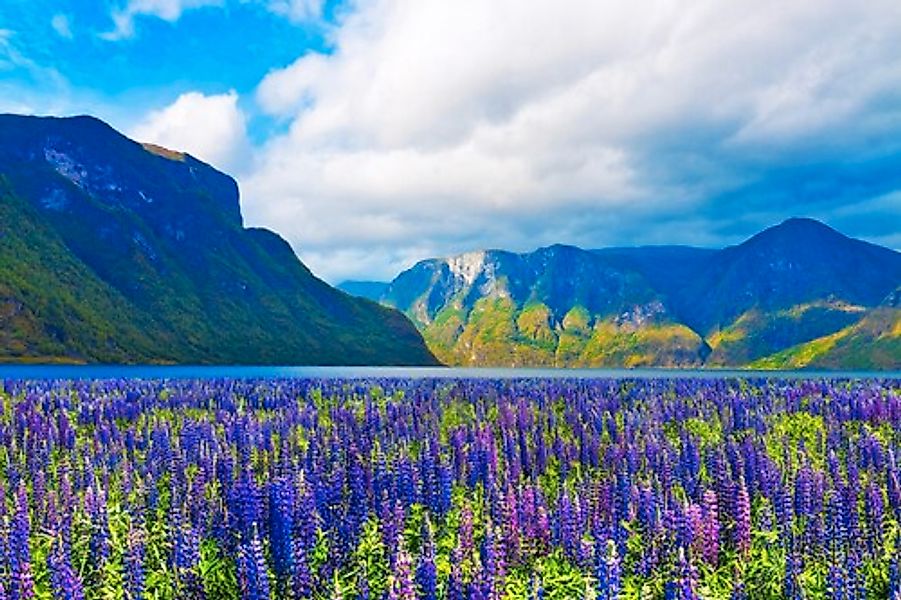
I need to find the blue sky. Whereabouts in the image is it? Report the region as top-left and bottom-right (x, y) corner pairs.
(2, 0), (901, 282)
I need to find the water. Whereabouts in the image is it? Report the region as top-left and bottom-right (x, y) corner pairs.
(0, 365), (897, 380)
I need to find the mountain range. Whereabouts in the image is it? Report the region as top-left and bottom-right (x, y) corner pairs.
(341, 220), (901, 369)
(2, 113), (897, 369)
(0, 114), (438, 365)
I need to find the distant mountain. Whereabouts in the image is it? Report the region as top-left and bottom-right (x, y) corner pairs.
(381, 245), (708, 367)
(0, 114), (438, 365)
(376, 221), (900, 368)
(338, 280), (389, 302)
(678, 218), (900, 328)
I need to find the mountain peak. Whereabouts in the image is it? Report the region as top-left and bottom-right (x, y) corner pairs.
(774, 216), (838, 233)
(746, 217), (845, 246)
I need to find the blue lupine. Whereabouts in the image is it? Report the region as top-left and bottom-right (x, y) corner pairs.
(237, 529), (270, 600)
(9, 483), (34, 600)
(596, 539), (621, 600)
(268, 477), (295, 584)
(417, 517), (437, 600)
(47, 540), (84, 600)
(124, 523), (145, 600)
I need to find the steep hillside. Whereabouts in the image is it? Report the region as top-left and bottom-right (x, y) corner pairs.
(751, 308), (900, 370)
(376, 220), (900, 368)
(0, 114), (437, 365)
(382, 245), (709, 366)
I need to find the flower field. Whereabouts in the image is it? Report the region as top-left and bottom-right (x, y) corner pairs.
(0, 376), (899, 599)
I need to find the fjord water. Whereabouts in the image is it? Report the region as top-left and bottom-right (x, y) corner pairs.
(0, 365), (897, 379)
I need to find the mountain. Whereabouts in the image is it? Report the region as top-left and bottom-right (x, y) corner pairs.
(381, 245), (709, 367)
(376, 221), (900, 368)
(751, 307), (900, 370)
(338, 280), (389, 302)
(750, 286), (900, 370)
(0, 114), (438, 365)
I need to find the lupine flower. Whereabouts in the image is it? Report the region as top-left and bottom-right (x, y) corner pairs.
(734, 480), (751, 555)
(481, 523), (506, 600)
(0, 376), (896, 599)
(889, 554), (900, 600)
(9, 483), (35, 600)
(387, 534), (416, 600)
(701, 489), (720, 565)
(124, 523), (145, 600)
(784, 548), (803, 600)
(291, 538), (313, 599)
(268, 477), (295, 585)
(417, 517), (437, 600)
(237, 529), (270, 600)
(596, 539), (621, 600)
(47, 539), (84, 600)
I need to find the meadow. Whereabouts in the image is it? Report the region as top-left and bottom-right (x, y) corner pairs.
(0, 376), (898, 599)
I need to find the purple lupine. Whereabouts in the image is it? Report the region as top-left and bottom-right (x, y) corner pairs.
(701, 490), (720, 565)
(596, 539), (621, 600)
(457, 502), (475, 569)
(481, 523), (506, 600)
(417, 517), (438, 600)
(677, 547), (699, 600)
(237, 529), (271, 600)
(47, 539), (85, 600)
(232, 470), (262, 544)
(84, 486), (111, 568)
(387, 534), (416, 600)
(501, 485), (521, 566)
(734, 480), (751, 555)
(176, 523), (205, 600)
(558, 490), (579, 560)
(828, 559), (846, 600)
(783, 547), (803, 600)
(267, 477), (295, 586)
(124, 522), (145, 600)
(446, 553), (465, 600)
(291, 538), (313, 599)
(889, 554), (900, 600)
(9, 483), (35, 600)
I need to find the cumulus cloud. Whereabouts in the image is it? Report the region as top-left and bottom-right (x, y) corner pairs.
(242, 0), (901, 282)
(130, 90), (250, 173)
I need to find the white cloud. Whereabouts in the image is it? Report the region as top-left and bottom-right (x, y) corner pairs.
(242, 0), (901, 282)
(51, 14), (73, 39)
(102, 0), (223, 40)
(101, 0), (327, 39)
(265, 0), (325, 23)
(130, 91), (249, 173)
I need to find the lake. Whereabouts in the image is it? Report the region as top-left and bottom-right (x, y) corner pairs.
(0, 365), (897, 379)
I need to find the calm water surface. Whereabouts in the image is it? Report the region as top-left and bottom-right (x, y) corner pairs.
(0, 365), (897, 380)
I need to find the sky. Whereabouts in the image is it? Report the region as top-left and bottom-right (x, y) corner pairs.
(2, 0), (901, 283)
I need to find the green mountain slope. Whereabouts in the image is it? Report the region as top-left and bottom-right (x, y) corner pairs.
(0, 114), (437, 365)
(382, 246), (710, 367)
(376, 221), (900, 369)
(751, 308), (900, 370)
(704, 301), (867, 365)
